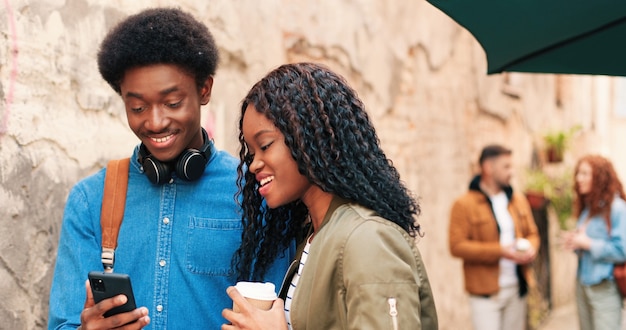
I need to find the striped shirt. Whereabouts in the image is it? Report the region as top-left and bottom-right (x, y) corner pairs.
(284, 238), (312, 329)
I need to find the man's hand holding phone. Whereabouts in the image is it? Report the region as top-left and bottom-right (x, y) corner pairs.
(81, 272), (150, 329)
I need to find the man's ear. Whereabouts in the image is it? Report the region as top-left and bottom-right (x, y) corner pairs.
(200, 76), (214, 105)
(482, 159), (493, 175)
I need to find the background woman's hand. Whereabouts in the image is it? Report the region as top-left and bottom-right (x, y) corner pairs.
(222, 286), (288, 330)
(561, 230), (592, 251)
(79, 280), (150, 330)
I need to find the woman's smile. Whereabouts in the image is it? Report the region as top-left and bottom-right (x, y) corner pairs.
(242, 105), (312, 208)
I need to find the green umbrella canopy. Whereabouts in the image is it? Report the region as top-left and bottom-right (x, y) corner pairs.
(427, 0), (626, 76)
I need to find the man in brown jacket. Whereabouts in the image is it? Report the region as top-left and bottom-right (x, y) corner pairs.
(449, 144), (540, 330)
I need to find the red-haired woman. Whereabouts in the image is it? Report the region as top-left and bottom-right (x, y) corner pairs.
(563, 154), (626, 330)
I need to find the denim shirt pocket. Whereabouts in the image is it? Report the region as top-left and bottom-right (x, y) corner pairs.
(186, 217), (243, 276)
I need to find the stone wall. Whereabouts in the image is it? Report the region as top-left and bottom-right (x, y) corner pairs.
(1, 1), (625, 329)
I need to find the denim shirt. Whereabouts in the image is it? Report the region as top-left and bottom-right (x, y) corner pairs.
(577, 196), (626, 286)
(48, 143), (293, 330)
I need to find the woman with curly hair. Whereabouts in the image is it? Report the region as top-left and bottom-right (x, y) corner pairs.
(563, 154), (626, 330)
(222, 62), (438, 329)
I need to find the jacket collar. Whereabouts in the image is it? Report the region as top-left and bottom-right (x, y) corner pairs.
(278, 195), (350, 300)
(317, 195), (351, 233)
(469, 175), (514, 200)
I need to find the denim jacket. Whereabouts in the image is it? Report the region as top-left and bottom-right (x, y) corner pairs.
(48, 143), (293, 330)
(577, 196), (626, 286)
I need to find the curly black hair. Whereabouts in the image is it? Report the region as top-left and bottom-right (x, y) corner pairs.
(97, 7), (219, 94)
(232, 62), (422, 280)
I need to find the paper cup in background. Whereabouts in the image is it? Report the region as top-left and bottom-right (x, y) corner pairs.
(515, 238), (531, 252)
(233, 281), (277, 312)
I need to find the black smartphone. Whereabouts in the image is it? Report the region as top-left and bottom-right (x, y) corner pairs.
(88, 271), (137, 318)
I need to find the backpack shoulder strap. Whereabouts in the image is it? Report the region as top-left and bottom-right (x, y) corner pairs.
(100, 158), (130, 273)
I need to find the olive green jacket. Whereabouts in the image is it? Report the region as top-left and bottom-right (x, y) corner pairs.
(279, 197), (438, 330)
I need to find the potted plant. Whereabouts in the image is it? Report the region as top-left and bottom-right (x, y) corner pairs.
(524, 169), (550, 209)
(545, 169), (575, 230)
(543, 125), (581, 163)
(524, 168), (575, 230)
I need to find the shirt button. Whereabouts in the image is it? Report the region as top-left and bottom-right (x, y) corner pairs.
(156, 305), (163, 312)
(159, 260), (166, 267)
(163, 217), (170, 224)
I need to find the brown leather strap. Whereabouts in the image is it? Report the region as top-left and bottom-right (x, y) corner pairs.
(100, 158), (130, 272)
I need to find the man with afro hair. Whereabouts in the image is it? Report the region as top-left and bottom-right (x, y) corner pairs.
(48, 8), (292, 330)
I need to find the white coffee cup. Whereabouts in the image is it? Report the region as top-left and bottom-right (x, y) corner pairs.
(515, 238), (531, 252)
(233, 281), (277, 312)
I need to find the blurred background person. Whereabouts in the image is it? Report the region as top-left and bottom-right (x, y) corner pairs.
(562, 154), (626, 330)
(449, 144), (539, 330)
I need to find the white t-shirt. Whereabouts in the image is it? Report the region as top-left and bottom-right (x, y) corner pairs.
(490, 191), (519, 288)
